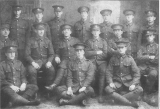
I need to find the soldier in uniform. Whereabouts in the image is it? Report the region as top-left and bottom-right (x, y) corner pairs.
(0, 24), (17, 61)
(99, 9), (114, 42)
(45, 24), (80, 90)
(0, 45), (40, 108)
(48, 5), (65, 50)
(10, 5), (30, 64)
(105, 39), (143, 108)
(74, 6), (92, 42)
(56, 43), (95, 106)
(31, 7), (51, 40)
(85, 24), (108, 103)
(137, 29), (158, 96)
(123, 9), (140, 59)
(139, 10), (159, 45)
(25, 23), (55, 86)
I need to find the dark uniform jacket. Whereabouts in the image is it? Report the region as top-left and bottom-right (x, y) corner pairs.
(25, 36), (54, 64)
(56, 37), (80, 60)
(30, 20), (51, 40)
(100, 22), (114, 41)
(137, 42), (159, 70)
(106, 54), (140, 88)
(0, 59), (27, 88)
(48, 17), (65, 47)
(0, 37), (17, 61)
(74, 19), (92, 42)
(139, 23), (159, 45)
(123, 22), (140, 53)
(67, 58), (95, 92)
(10, 17), (30, 50)
(85, 37), (108, 65)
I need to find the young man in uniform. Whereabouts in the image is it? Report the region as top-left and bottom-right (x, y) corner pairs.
(85, 24), (108, 103)
(1, 45), (40, 108)
(105, 39), (143, 108)
(25, 23), (55, 87)
(56, 43), (95, 106)
(45, 24), (80, 90)
(137, 29), (158, 106)
(74, 6), (92, 42)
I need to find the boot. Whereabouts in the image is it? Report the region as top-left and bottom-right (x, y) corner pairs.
(68, 92), (87, 105)
(110, 92), (132, 106)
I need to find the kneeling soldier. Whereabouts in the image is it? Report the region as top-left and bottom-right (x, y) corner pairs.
(25, 23), (55, 86)
(1, 45), (40, 108)
(57, 43), (95, 106)
(105, 39), (143, 108)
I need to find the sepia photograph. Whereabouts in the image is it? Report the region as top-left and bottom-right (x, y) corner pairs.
(0, 0), (159, 109)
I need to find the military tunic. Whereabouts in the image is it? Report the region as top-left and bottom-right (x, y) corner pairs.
(100, 22), (114, 41)
(48, 17), (65, 48)
(105, 54), (142, 96)
(74, 19), (92, 42)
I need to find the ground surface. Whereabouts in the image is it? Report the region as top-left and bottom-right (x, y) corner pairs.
(2, 95), (158, 109)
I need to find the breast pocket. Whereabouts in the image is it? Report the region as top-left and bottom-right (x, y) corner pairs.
(15, 68), (21, 78)
(123, 62), (131, 73)
(112, 63), (120, 72)
(98, 43), (103, 49)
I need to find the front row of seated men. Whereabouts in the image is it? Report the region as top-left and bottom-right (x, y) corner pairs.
(0, 22), (158, 108)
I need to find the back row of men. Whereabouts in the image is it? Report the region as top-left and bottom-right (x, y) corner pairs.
(0, 5), (159, 108)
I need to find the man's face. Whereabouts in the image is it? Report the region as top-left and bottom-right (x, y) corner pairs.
(146, 16), (156, 23)
(36, 29), (45, 37)
(1, 28), (10, 37)
(125, 15), (134, 23)
(76, 49), (85, 59)
(113, 29), (123, 37)
(92, 30), (101, 38)
(6, 52), (16, 60)
(81, 11), (88, 20)
(118, 46), (127, 54)
(35, 13), (43, 20)
(62, 29), (72, 37)
(14, 10), (21, 17)
(103, 14), (111, 22)
(147, 35), (155, 42)
(54, 11), (63, 18)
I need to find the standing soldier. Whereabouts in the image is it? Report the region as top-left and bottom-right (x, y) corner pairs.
(48, 5), (65, 51)
(31, 7), (51, 40)
(99, 9), (114, 42)
(57, 43), (95, 106)
(0, 24), (17, 61)
(105, 39), (143, 108)
(137, 29), (158, 105)
(10, 5), (30, 64)
(25, 23), (55, 87)
(123, 9), (140, 59)
(85, 24), (108, 103)
(139, 10), (159, 45)
(0, 45), (40, 108)
(45, 24), (80, 90)
(74, 6), (92, 42)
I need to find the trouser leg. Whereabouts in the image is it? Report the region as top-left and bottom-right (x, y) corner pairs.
(28, 65), (37, 85)
(45, 66), (55, 86)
